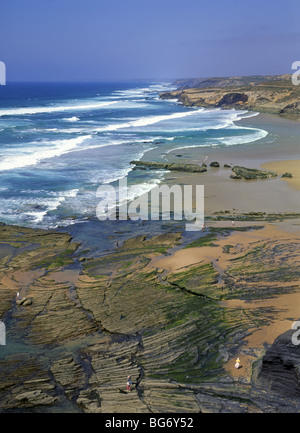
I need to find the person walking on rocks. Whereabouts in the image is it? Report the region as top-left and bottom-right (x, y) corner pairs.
(127, 375), (132, 392)
(235, 357), (241, 369)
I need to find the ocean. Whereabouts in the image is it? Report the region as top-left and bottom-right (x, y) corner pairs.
(0, 81), (269, 229)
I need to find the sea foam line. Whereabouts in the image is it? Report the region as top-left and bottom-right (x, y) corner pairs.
(0, 101), (119, 117)
(93, 109), (205, 133)
(22, 189), (80, 224)
(0, 135), (92, 171)
(217, 126), (268, 145)
(166, 126), (268, 153)
(0, 134), (160, 173)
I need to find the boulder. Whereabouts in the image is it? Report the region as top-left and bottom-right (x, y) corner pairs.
(281, 172), (293, 178)
(231, 166), (277, 180)
(210, 161), (220, 168)
(130, 160), (207, 173)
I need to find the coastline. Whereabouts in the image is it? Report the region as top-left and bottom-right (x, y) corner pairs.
(0, 109), (300, 413)
(142, 109), (300, 382)
(154, 113), (300, 378)
(158, 111), (300, 215)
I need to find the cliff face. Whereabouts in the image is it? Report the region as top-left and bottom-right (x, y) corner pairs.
(160, 76), (300, 117)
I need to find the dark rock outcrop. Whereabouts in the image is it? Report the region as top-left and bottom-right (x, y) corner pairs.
(217, 92), (248, 107)
(280, 101), (300, 115)
(230, 166), (277, 180)
(254, 327), (300, 402)
(130, 160), (207, 173)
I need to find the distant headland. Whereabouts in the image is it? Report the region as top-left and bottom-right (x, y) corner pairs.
(160, 74), (300, 118)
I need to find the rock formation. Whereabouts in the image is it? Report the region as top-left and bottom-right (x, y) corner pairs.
(160, 75), (300, 117)
(130, 160), (207, 173)
(230, 166), (277, 180)
(0, 221), (299, 412)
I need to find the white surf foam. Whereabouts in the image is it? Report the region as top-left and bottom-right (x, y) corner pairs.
(0, 135), (92, 171)
(217, 126), (268, 145)
(156, 110), (262, 135)
(166, 126), (268, 153)
(0, 186), (80, 225)
(0, 101), (119, 117)
(95, 173), (166, 220)
(93, 109), (205, 133)
(22, 188), (80, 223)
(62, 116), (80, 122)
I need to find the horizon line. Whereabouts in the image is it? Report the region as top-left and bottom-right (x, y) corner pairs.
(2, 72), (293, 85)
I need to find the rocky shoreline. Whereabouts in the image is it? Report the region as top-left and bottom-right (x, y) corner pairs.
(160, 75), (300, 118)
(0, 215), (299, 413)
(130, 160), (207, 173)
(131, 160), (283, 181)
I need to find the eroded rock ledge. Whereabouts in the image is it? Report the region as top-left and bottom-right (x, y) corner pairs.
(0, 222), (299, 413)
(130, 160), (207, 173)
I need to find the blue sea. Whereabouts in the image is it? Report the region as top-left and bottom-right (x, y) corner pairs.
(0, 81), (268, 229)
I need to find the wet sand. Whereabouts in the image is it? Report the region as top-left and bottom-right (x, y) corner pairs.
(160, 112), (300, 215)
(164, 168), (300, 215)
(261, 159), (300, 191)
(222, 291), (300, 380)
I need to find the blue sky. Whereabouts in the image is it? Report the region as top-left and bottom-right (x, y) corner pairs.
(1, 0), (299, 81)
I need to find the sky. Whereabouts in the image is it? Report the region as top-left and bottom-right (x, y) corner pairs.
(1, 0), (300, 81)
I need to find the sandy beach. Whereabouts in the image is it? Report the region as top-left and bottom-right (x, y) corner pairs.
(261, 159), (300, 191)
(0, 110), (299, 413)
(3, 0), (300, 413)
(159, 112), (300, 215)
